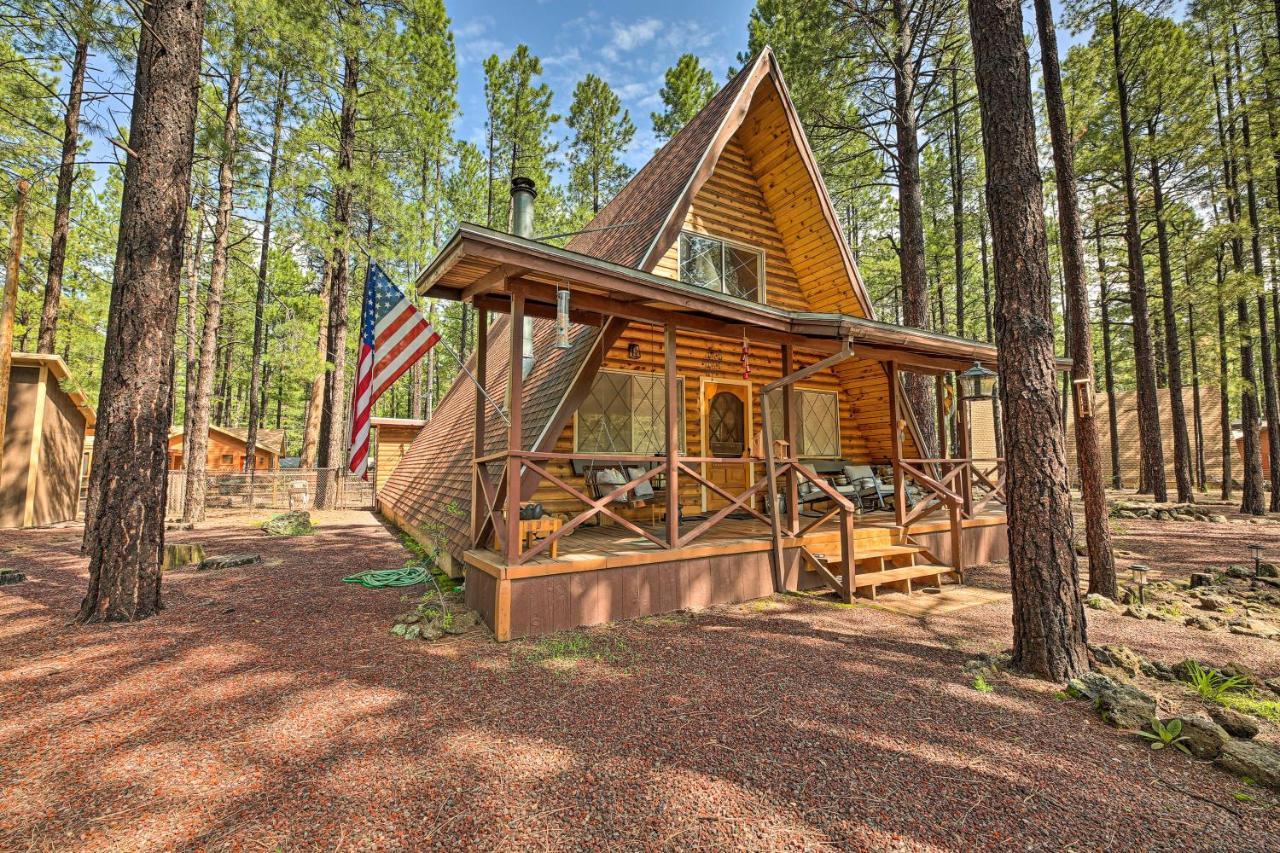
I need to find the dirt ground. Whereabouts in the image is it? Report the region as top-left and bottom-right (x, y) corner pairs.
(2, 507), (1279, 851)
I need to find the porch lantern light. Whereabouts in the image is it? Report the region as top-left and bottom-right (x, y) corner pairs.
(554, 286), (571, 349)
(1131, 563), (1150, 605)
(959, 361), (997, 400)
(1249, 543), (1264, 589)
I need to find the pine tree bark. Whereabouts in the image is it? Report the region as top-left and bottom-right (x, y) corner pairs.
(1035, 0), (1116, 598)
(1095, 222), (1123, 489)
(37, 31), (90, 354)
(183, 57), (241, 522)
(315, 46), (359, 507)
(1187, 299), (1206, 491)
(181, 205), (205, 461)
(78, 0), (206, 622)
(969, 0), (1089, 681)
(245, 71), (287, 472)
(1216, 251), (1233, 500)
(1146, 136), (1194, 502)
(1108, 0), (1166, 500)
(300, 260), (331, 467)
(892, 0), (938, 458)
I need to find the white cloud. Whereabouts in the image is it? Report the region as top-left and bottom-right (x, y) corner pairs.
(610, 18), (663, 51)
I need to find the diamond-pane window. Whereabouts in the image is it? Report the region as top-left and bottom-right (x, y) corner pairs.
(765, 389), (840, 458)
(576, 371), (685, 454)
(679, 231), (763, 302)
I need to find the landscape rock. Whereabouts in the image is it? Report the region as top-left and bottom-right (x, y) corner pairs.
(1209, 705), (1259, 739)
(197, 553), (261, 572)
(262, 511), (314, 536)
(1068, 672), (1157, 731)
(1215, 739), (1280, 789)
(1085, 593), (1122, 613)
(1184, 615), (1218, 631)
(444, 610), (480, 635)
(394, 610), (421, 626)
(1139, 659), (1178, 682)
(1259, 562), (1279, 579)
(0, 568), (25, 585)
(1225, 564), (1253, 580)
(1210, 514), (1230, 524)
(1228, 621), (1280, 639)
(1189, 572), (1215, 589)
(1173, 715), (1230, 759)
(1123, 605), (1150, 620)
(1264, 677), (1280, 696)
(1092, 644), (1144, 677)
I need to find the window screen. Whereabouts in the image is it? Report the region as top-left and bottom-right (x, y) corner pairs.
(766, 389), (841, 458)
(577, 372), (684, 454)
(679, 232), (762, 301)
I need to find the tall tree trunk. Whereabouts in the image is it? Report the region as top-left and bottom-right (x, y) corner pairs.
(970, 0), (1088, 681)
(1095, 220), (1123, 488)
(181, 204), (205, 467)
(37, 31), (90, 354)
(316, 46), (359, 507)
(300, 260), (332, 467)
(79, 0), (206, 622)
(182, 56), (241, 522)
(1187, 299), (1206, 491)
(951, 66), (965, 340)
(1035, 0), (1116, 598)
(1109, 0), (1166, 500)
(893, 0), (938, 458)
(245, 71), (287, 472)
(1216, 250), (1233, 501)
(979, 194), (1003, 456)
(1146, 135), (1193, 502)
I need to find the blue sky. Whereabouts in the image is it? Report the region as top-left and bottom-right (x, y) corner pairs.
(449, 0), (757, 169)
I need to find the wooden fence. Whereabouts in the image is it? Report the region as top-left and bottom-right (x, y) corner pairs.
(163, 468), (374, 519)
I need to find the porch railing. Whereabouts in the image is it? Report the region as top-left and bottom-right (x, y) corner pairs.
(891, 457), (1006, 575)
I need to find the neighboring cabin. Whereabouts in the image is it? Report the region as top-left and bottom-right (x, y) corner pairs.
(1, 353), (95, 529)
(166, 425), (286, 472)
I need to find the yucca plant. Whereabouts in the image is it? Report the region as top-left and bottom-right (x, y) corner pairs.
(1138, 718), (1192, 754)
(1184, 662), (1251, 701)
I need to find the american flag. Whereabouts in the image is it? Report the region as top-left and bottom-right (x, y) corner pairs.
(348, 262), (439, 479)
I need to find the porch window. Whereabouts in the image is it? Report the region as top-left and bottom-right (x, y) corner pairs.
(678, 232), (763, 302)
(766, 389), (841, 458)
(575, 371), (685, 454)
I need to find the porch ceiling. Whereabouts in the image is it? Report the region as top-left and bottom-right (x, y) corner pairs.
(416, 223), (1068, 373)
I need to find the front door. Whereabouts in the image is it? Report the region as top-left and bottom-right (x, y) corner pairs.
(700, 379), (752, 512)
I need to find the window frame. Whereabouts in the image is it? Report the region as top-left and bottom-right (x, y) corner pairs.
(766, 386), (842, 459)
(676, 229), (767, 304)
(573, 369), (687, 455)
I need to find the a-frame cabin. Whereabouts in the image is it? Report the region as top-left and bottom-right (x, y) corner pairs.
(379, 49), (1024, 640)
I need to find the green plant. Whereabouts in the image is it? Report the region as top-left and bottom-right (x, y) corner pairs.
(1217, 692), (1280, 722)
(972, 674), (994, 693)
(1233, 791), (1257, 803)
(1137, 718), (1192, 755)
(515, 632), (629, 667)
(1184, 662), (1251, 701)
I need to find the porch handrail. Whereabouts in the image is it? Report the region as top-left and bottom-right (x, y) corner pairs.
(892, 456), (1007, 580)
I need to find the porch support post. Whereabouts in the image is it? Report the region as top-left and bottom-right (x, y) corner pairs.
(505, 293), (524, 564)
(664, 321), (679, 547)
(957, 389), (973, 515)
(472, 307), (489, 546)
(761, 362), (786, 593)
(888, 361), (906, 526)
(935, 374), (948, 458)
(781, 345), (799, 534)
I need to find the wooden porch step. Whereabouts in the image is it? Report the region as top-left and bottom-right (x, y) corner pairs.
(851, 544), (927, 561)
(850, 563), (951, 588)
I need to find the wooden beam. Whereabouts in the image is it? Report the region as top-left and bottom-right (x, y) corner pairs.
(664, 321), (680, 547)
(461, 265), (514, 302)
(21, 365), (48, 527)
(472, 307), (488, 545)
(760, 342), (854, 394)
(887, 361), (905, 525)
(505, 292), (525, 564)
(781, 345), (799, 534)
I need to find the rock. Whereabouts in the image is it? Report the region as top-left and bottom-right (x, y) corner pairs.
(1216, 740), (1280, 789)
(1145, 610), (1175, 622)
(1264, 677), (1280, 696)
(1258, 561), (1279, 578)
(1222, 662), (1262, 686)
(1140, 660), (1178, 682)
(1068, 672), (1157, 731)
(261, 511), (314, 536)
(1196, 593), (1229, 611)
(1093, 644), (1145, 677)
(165, 521), (194, 531)
(1189, 572), (1215, 589)
(1174, 715), (1231, 759)
(1229, 621), (1280, 639)
(445, 610), (480, 635)
(419, 622), (444, 641)
(1123, 604), (1151, 619)
(394, 610), (422, 626)
(1210, 514), (1230, 524)
(1209, 706), (1260, 739)
(196, 553), (261, 571)
(0, 568), (26, 585)
(1184, 615), (1217, 631)
(1225, 564), (1253, 580)
(1085, 593), (1123, 613)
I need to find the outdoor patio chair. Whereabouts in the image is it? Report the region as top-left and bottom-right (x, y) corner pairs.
(842, 464), (893, 511)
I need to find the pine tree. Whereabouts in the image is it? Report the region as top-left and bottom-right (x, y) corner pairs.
(566, 74), (634, 214)
(651, 53), (715, 141)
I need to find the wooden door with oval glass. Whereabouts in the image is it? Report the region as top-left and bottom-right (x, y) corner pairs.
(699, 378), (753, 512)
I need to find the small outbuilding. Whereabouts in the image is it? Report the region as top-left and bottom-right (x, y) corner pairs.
(166, 425), (286, 472)
(370, 417), (427, 492)
(1, 353), (95, 529)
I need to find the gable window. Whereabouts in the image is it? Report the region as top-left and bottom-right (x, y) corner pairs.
(576, 371), (685, 454)
(679, 231), (763, 302)
(766, 389), (841, 458)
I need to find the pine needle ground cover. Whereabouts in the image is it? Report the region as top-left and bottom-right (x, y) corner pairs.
(1, 509), (1278, 849)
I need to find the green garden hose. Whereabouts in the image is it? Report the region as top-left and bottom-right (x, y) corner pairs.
(341, 567), (429, 588)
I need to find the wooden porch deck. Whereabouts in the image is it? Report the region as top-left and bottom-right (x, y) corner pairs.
(464, 508), (1008, 580)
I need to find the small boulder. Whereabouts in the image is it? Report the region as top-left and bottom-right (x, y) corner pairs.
(1123, 604), (1150, 620)
(0, 568), (25, 586)
(1092, 644), (1145, 677)
(1225, 564), (1253, 580)
(1068, 672), (1157, 731)
(1209, 705), (1259, 739)
(1085, 593), (1123, 613)
(1174, 715), (1231, 759)
(1216, 740), (1280, 789)
(1259, 562), (1279, 579)
(262, 511), (314, 536)
(444, 610), (480, 635)
(394, 610), (422, 626)
(1140, 659), (1178, 682)
(197, 553), (261, 571)
(1210, 514), (1230, 524)
(1189, 572), (1215, 589)
(1184, 616), (1218, 631)
(1196, 593), (1230, 612)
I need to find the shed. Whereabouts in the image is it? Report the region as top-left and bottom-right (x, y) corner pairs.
(370, 417), (427, 492)
(1, 353), (95, 528)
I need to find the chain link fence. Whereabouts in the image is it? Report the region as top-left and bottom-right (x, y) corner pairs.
(164, 468), (374, 519)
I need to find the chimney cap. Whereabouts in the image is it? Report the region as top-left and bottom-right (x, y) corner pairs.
(510, 176), (537, 198)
